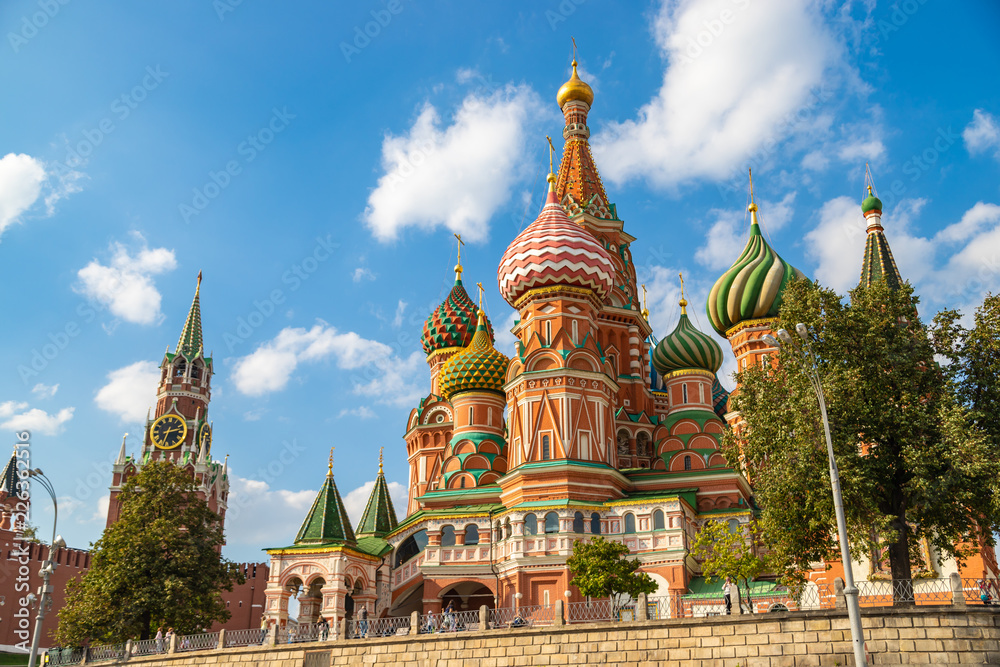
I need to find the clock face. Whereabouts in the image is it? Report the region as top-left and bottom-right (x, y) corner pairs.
(151, 414), (188, 450)
(198, 423), (211, 450)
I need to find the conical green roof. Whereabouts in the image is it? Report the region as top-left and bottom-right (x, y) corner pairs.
(177, 272), (204, 359)
(294, 465), (356, 546)
(356, 458), (398, 538)
(860, 227), (902, 290)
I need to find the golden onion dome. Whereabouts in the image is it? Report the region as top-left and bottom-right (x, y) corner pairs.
(438, 310), (509, 400)
(556, 60), (594, 108)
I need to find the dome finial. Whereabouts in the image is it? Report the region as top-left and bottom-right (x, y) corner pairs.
(862, 163), (883, 215)
(748, 168), (758, 216)
(678, 272), (688, 314)
(453, 233), (465, 280)
(556, 39), (594, 108)
(546, 136), (557, 191)
(641, 283), (650, 321)
(328, 446), (335, 477)
(378, 446), (384, 474)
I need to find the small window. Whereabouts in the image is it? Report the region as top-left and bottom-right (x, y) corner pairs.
(728, 519), (740, 534)
(542, 435), (550, 460)
(459, 476), (466, 489)
(684, 455), (692, 471)
(469, 406), (474, 425)
(682, 383), (688, 404)
(494, 521), (502, 542)
(544, 512), (559, 534)
(545, 321), (552, 345)
(653, 510), (665, 530)
(624, 513), (636, 534)
(524, 514), (538, 535)
(571, 320), (578, 345)
(573, 512), (584, 533)
(441, 525), (455, 547)
(504, 518), (512, 539)
(465, 524), (480, 545)
(590, 513), (601, 535)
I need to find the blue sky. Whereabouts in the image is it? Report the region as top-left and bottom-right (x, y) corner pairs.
(2, 0), (998, 562)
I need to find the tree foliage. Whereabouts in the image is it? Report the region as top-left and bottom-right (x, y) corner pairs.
(567, 536), (657, 608)
(725, 279), (1000, 587)
(56, 461), (244, 645)
(691, 519), (765, 613)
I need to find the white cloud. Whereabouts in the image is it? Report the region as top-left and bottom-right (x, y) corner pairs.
(392, 300), (407, 328)
(594, 0), (842, 188)
(224, 472), (317, 552)
(31, 383), (59, 399)
(963, 109), (1000, 159)
(338, 406), (376, 419)
(0, 405), (74, 436)
(0, 153), (47, 238)
(695, 193), (796, 271)
(837, 139), (885, 163)
(231, 321), (427, 405)
(94, 360), (160, 424)
(363, 84), (546, 243)
(343, 479), (407, 526)
(75, 237), (177, 325)
(353, 267), (376, 283)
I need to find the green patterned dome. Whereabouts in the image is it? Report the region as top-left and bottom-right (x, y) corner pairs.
(707, 203), (806, 336)
(421, 276), (495, 356)
(438, 310), (509, 399)
(861, 185), (882, 214)
(652, 301), (723, 374)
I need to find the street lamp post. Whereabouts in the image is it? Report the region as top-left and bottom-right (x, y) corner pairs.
(763, 324), (867, 667)
(25, 469), (65, 667)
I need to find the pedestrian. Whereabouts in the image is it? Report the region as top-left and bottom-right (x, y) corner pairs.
(359, 605), (369, 637)
(980, 579), (993, 605)
(319, 617), (329, 641)
(155, 627), (163, 653)
(723, 578), (733, 615)
(444, 600), (456, 631)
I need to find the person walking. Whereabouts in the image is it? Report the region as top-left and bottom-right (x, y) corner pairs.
(155, 627), (163, 653)
(723, 578), (733, 615)
(444, 600), (456, 632)
(358, 605), (369, 637)
(319, 617), (329, 641)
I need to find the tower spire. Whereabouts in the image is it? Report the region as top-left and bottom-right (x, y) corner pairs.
(116, 433), (128, 466)
(641, 283), (649, 321)
(679, 272), (688, 315)
(176, 272), (204, 359)
(328, 447), (334, 477)
(453, 233), (465, 281)
(860, 167), (902, 289)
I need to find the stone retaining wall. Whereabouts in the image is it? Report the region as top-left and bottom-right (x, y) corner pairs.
(120, 606), (1000, 666)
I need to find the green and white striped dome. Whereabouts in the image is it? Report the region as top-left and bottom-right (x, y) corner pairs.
(652, 300), (724, 374)
(707, 203), (805, 336)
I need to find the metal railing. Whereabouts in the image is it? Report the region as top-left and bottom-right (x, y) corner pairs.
(567, 599), (615, 623)
(86, 644), (127, 662)
(45, 648), (85, 665)
(278, 622), (325, 643)
(488, 604), (555, 628)
(364, 615), (411, 638)
(225, 627), (270, 647)
(130, 638), (162, 656)
(176, 631), (219, 652)
(418, 610), (480, 633)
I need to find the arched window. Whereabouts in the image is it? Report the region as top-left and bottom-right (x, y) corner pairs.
(624, 513), (636, 534)
(728, 519), (740, 534)
(523, 514), (537, 535)
(542, 435), (550, 460)
(174, 361), (186, 377)
(459, 476), (466, 489)
(395, 530), (428, 567)
(464, 524), (480, 545)
(494, 521), (502, 542)
(653, 510), (665, 530)
(684, 455), (692, 471)
(544, 512), (559, 534)
(440, 525), (456, 547)
(504, 518), (512, 539)
(573, 512), (584, 533)
(590, 513), (601, 535)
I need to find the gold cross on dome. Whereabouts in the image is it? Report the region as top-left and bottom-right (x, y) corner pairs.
(476, 282), (484, 310)
(546, 136), (555, 176)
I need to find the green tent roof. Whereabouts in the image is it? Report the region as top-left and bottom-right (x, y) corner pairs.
(176, 272), (204, 359)
(294, 469), (356, 546)
(356, 465), (398, 538)
(682, 576), (781, 600)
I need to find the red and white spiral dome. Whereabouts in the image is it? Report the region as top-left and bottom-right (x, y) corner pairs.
(497, 184), (616, 307)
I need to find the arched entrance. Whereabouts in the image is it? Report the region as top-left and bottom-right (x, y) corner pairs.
(440, 582), (495, 612)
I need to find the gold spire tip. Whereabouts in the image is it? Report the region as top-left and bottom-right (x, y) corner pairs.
(195, 270), (202, 295)
(678, 273), (688, 313)
(747, 168), (758, 213)
(640, 284), (650, 320)
(453, 233), (465, 277)
(328, 447), (335, 476)
(379, 447), (384, 474)
(476, 281), (484, 311)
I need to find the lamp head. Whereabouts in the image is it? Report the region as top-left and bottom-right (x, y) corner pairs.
(776, 329), (793, 345)
(762, 334), (780, 348)
(795, 323), (809, 340)
(53, 535), (66, 550)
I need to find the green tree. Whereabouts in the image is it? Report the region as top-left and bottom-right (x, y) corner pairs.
(567, 536), (657, 612)
(932, 293), (1000, 451)
(691, 519), (765, 613)
(725, 279), (1000, 591)
(56, 461), (244, 645)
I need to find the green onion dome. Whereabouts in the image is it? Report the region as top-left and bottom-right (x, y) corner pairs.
(438, 310), (509, 400)
(421, 273), (495, 356)
(706, 203), (806, 336)
(652, 299), (724, 375)
(861, 185), (882, 214)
